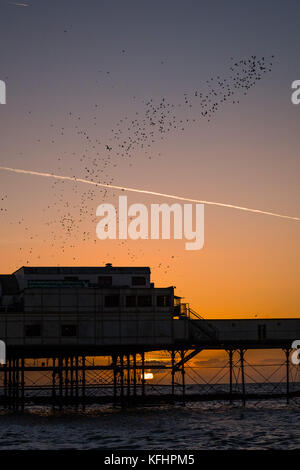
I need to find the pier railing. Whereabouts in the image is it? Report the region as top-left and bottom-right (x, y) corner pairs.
(176, 303), (219, 341)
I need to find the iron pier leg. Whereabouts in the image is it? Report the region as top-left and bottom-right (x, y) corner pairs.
(8, 357), (11, 410)
(285, 349), (291, 404)
(141, 352), (145, 399)
(112, 354), (118, 406)
(171, 350), (175, 402)
(16, 357), (19, 411)
(240, 349), (246, 406)
(82, 355), (86, 411)
(75, 355), (79, 409)
(120, 354), (124, 407)
(229, 349), (233, 404)
(181, 350), (185, 406)
(12, 357), (16, 411)
(59, 355), (63, 411)
(70, 356), (74, 401)
(133, 354), (137, 398)
(52, 357), (56, 410)
(21, 357), (25, 412)
(4, 362), (7, 409)
(127, 354), (130, 398)
(15, 357), (19, 411)
(65, 356), (69, 401)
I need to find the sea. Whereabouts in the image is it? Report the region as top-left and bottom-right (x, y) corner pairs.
(0, 383), (299, 450)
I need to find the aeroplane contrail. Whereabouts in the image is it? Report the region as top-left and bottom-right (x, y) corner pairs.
(0, 165), (299, 222)
(8, 2), (29, 6)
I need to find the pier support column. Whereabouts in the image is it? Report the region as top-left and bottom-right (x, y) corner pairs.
(141, 352), (145, 398)
(52, 357), (56, 410)
(8, 357), (12, 410)
(65, 356), (69, 400)
(58, 355), (63, 411)
(240, 349), (246, 406)
(82, 355), (86, 411)
(181, 350), (185, 406)
(4, 362), (7, 409)
(171, 350), (175, 401)
(13, 356), (18, 411)
(284, 348), (291, 404)
(75, 355), (79, 408)
(11, 357), (15, 411)
(120, 354), (124, 406)
(12, 357), (16, 411)
(228, 349), (234, 404)
(21, 357), (25, 411)
(71, 356), (74, 400)
(133, 354), (137, 398)
(127, 354), (130, 397)
(112, 354), (118, 406)
(15, 357), (19, 410)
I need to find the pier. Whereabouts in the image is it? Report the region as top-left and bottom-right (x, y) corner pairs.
(0, 265), (299, 409)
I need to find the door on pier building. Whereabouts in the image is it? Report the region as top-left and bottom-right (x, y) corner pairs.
(258, 324), (266, 340)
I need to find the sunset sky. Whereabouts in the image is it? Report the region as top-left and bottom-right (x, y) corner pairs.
(0, 0), (300, 318)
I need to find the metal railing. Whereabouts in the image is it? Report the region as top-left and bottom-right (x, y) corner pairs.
(174, 302), (218, 341)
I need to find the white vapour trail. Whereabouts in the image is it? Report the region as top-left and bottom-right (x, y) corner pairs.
(0, 165), (300, 221)
(8, 2), (29, 6)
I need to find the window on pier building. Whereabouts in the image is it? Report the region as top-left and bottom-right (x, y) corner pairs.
(25, 324), (41, 337)
(126, 295), (136, 307)
(137, 295), (152, 307)
(61, 325), (77, 337)
(98, 276), (112, 287)
(156, 295), (171, 307)
(132, 276), (146, 286)
(105, 294), (119, 307)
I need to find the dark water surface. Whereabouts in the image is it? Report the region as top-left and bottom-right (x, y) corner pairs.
(0, 400), (299, 450)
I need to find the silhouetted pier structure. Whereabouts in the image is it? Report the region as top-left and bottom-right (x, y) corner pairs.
(0, 266), (299, 410)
